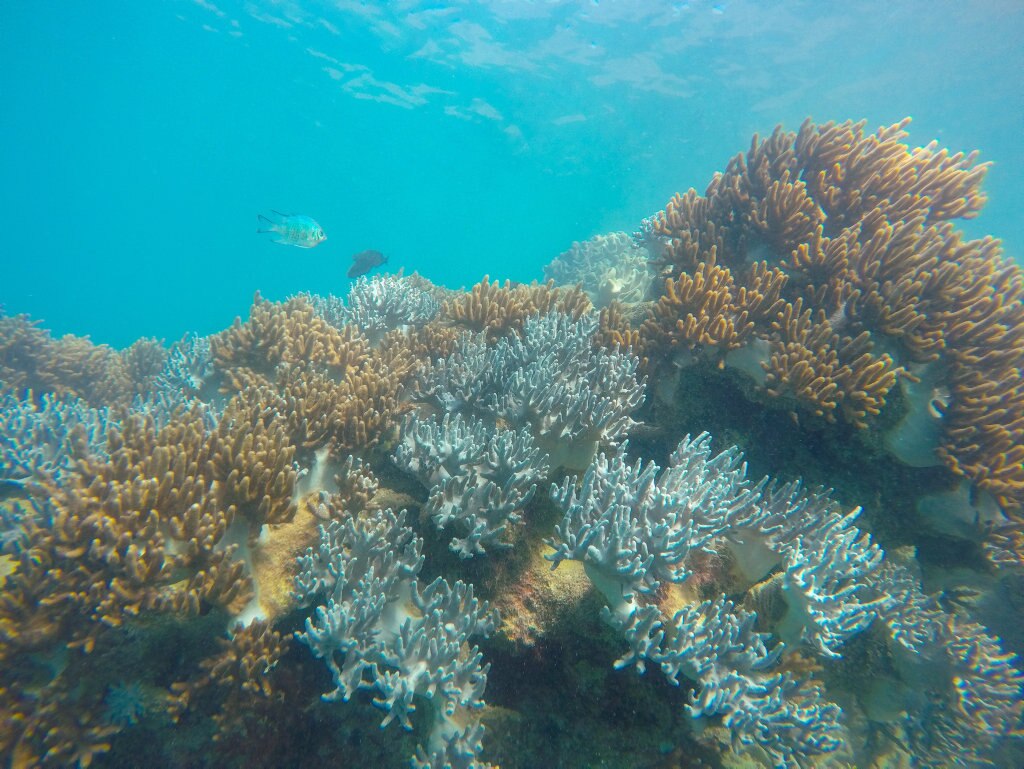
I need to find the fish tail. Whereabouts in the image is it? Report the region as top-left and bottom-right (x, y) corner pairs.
(257, 213), (278, 233)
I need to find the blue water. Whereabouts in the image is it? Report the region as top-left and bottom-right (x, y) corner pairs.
(2, 0), (1021, 347)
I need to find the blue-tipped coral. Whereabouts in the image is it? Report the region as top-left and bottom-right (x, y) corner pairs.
(417, 311), (645, 469)
(546, 432), (894, 765)
(295, 505), (497, 768)
(547, 432), (764, 618)
(0, 389), (109, 487)
(395, 412), (550, 557)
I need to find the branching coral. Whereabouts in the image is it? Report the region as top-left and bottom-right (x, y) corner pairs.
(296, 506), (497, 768)
(0, 311), (151, 408)
(642, 118), (1023, 523)
(548, 430), (1023, 765)
(170, 619), (288, 739)
(333, 273), (441, 346)
(0, 392), (298, 656)
(642, 260), (786, 361)
(416, 312), (645, 469)
(547, 432), (897, 766)
(764, 299), (901, 427)
(1, 390), (110, 487)
(210, 292), (370, 391)
(440, 276), (591, 339)
(395, 412), (550, 557)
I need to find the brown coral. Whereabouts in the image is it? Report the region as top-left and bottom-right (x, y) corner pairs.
(0, 312), (139, 407)
(642, 261), (786, 364)
(210, 292), (370, 391)
(643, 115), (1023, 510)
(441, 276), (591, 339)
(765, 300), (900, 428)
(170, 620), (288, 738)
(0, 395), (298, 656)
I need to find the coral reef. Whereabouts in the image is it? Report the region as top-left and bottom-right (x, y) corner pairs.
(305, 273), (441, 347)
(0, 311), (165, 409)
(170, 619), (289, 738)
(560, 117), (1024, 562)
(1, 118), (1022, 769)
(0, 390), (110, 488)
(416, 311), (645, 469)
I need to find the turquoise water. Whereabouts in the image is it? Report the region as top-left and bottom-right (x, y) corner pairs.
(3, 5), (1024, 768)
(2, 0), (1021, 347)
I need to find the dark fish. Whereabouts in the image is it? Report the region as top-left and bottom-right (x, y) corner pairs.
(347, 249), (388, 278)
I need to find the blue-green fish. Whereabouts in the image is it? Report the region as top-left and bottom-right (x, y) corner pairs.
(257, 210), (326, 248)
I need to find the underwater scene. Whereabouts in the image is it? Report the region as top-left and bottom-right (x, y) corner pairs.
(2, 2), (1023, 768)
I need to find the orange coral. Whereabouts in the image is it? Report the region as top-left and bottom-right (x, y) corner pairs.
(765, 300), (900, 428)
(0, 395), (298, 656)
(441, 276), (591, 339)
(642, 261), (786, 363)
(210, 292), (370, 391)
(170, 620), (288, 738)
(0, 313), (142, 407)
(643, 115), (1022, 504)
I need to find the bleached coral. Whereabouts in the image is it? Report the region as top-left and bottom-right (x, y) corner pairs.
(547, 432), (892, 765)
(296, 506), (497, 768)
(0, 390), (109, 487)
(417, 312), (645, 469)
(545, 231), (655, 307)
(303, 274), (440, 346)
(395, 412), (550, 557)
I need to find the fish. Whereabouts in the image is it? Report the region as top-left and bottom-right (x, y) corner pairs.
(257, 211), (327, 248)
(347, 249), (388, 278)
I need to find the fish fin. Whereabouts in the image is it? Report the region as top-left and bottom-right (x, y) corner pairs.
(271, 209), (293, 218)
(257, 214), (279, 233)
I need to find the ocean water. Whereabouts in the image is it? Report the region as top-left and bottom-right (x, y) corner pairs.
(3, 3), (1024, 769)
(1, 0), (1021, 346)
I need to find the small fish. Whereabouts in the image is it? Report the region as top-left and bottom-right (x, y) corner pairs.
(347, 249), (388, 278)
(257, 211), (327, 248)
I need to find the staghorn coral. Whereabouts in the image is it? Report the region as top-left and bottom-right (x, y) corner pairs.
(547, 434), (879, 765)
(170, 619), (288, 739)
(0, 392), (298, 656)
(336, 273), (441, 346)
(394, 412), (550, 557)
(0, 675), (121, 769)
(764, 299), (901, 428)
(642, 260), (786, 362)
(640, 118), (1024, 532)
(0, 390), (110, 487)
(867, 559), (1024, 767)
(0, 311), (140, 408)
(547, 431), (1020, 767)
(296, 506), (497, 768)
(210, 292), (370, 391)
(441, 275), (591, 339)
(416, 312), (645, 469)
(330, 349), (412, 453)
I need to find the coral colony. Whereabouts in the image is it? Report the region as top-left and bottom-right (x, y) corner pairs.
(1, 119), (1023, 768)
